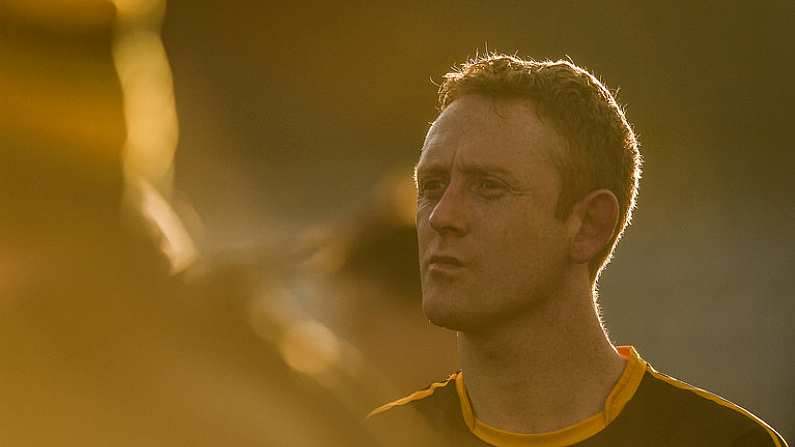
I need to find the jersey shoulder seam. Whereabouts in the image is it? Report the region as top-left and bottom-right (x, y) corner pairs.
(646, 365), (786, 447)
(367, 372), (459, 418)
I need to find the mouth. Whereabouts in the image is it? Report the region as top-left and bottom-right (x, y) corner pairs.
(428, 255), (464, 270)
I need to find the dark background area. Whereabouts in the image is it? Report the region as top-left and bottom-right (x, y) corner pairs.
(163, 1), (794, 439)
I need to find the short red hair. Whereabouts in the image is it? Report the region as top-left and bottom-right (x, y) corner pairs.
(437, 54), (642, 279)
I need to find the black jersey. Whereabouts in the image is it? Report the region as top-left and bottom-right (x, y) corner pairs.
(368, 346), (787, 447)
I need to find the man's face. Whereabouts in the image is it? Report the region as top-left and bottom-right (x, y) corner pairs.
(415, 95), (571, 332)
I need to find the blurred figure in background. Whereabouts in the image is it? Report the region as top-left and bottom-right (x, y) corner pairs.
(0, 1), (399, 445)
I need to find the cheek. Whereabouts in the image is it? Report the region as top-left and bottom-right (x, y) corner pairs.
(415, 212), (432, 247)
(479, 211), (566, 267)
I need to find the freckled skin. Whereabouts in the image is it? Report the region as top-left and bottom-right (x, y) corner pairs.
(415, 95), (571, 332)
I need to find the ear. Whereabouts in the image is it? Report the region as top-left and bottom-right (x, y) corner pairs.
(567, 189), (619, 265)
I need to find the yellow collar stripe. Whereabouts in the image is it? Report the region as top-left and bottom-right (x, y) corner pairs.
(455, 346), (647, 447)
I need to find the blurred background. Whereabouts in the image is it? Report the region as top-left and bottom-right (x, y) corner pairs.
(1, 0), (793, 444)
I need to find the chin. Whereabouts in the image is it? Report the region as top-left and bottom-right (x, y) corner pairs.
(422, 293), (483, 332)
(424, 310), (465, 332)
(423, 294), (459, 330)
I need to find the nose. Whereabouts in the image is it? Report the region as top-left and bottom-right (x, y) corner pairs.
(428, 184), (469, 236)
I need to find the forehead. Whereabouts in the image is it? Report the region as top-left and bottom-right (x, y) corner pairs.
(417, 95), (564, 178)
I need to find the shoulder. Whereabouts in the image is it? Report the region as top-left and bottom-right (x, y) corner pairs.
(636, 365), (788, 447)
(366, 373), (464, 446)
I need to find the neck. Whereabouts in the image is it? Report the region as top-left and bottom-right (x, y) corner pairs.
(457, 273), (626, 434)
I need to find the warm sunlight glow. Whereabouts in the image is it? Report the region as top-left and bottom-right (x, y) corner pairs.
(111, 0), (177, 196)
(280, 320), (341, 376)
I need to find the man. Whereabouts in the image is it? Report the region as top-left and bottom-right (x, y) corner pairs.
(368, 54), (788, 446)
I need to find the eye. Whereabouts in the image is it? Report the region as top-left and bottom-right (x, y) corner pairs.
(478, 178), (501, 190)
(417, 178), (447, 200)
(473, 177), (507, 198)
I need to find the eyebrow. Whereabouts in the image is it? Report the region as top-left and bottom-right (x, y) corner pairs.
(414, 161), (520, 184)
(459, 164), (519, 183)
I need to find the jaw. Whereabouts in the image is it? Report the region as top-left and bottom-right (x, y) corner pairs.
(421, 284), (528, 334)
(422, 270), (580, 337)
